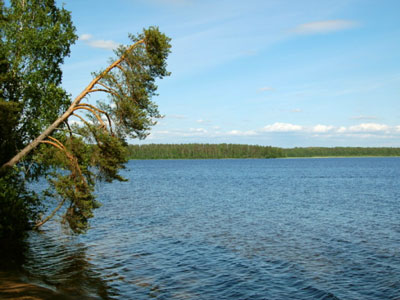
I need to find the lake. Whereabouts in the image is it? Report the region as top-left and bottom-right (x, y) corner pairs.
(10, 158), (400, 299)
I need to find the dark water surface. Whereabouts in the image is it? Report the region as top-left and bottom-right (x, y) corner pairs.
(10, 158), (400, 298)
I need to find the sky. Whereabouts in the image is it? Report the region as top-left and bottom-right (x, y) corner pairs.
(59, 0), (400, 147)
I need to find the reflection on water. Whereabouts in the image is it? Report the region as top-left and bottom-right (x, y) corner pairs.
(25, 231), (111, 298)
(1, 225), (115, 299)
(1, 158), (400, 299)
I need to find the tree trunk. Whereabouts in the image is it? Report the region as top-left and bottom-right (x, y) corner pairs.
(0, 40), (144, 171)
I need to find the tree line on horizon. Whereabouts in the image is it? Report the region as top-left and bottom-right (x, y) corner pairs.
(285, 146), (400, 157)
(127, 144), (400, 159)
(127, 143), (285, 159)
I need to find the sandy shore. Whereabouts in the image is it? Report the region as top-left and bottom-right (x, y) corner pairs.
(0, 272), (74, 300)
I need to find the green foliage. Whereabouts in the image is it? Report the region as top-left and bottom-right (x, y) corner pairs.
(0, 100), (22, 163)
(0, 1), (171, 237)
(97, 27), (171, 139)
(45, 27), (172, 233)
(0, 0), (77, 144)
(127, 144), (400, 160)
(284, 147), (400, 157)
(0, 0), (76, 239)
(33, 126), (129, 233)
(0, 168), (41, 240)
(127, 144), (285, 159)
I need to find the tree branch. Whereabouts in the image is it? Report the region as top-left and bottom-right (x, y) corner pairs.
(101, 72), (128, 100)
(78, 103), (114, 134)
(41, 138), (87, 188)
(71, 113), (91, 128)
(34, 197), (66, 229)
(88, 88), (123, 103)
(1, 39), (145, 170)
(73, 105), (106, 128)
(64, 120), (73, 138)
(95, 81), (120, 96)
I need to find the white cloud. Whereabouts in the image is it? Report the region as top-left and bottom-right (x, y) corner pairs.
(348, 123), (389, 132)
(227, 130), (257, 136)
(351, 115), (378, 120)
(79, 33), (119, 50)
(68, 119), (84, 126)
(166, 114), (186, 119)
(79, 34), (93, 41)
(189, 128), (207, 133)
(262, 122), (303, 132)
(196, 119), (211, 124)
(154, 130), (171, 134)
(259, 87), (274, 92)
(147, 122), (400, 144)
(293, 20), (358, 35)
(87, 40), (119, 50)
(312, 124), (334, 133)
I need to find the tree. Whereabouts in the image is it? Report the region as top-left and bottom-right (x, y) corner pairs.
(0, 0), (77, 239)
(0, 0), (171, 238)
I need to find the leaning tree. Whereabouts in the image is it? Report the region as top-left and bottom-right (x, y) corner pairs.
(0, 0), (171, 237)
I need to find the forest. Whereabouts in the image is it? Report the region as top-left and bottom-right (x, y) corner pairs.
(284, 147), (400, 157)
(127, 144), (285, 159)
(127, 144), (400, 159)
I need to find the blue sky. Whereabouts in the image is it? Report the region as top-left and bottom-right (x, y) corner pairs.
(60, 0), (400, 147)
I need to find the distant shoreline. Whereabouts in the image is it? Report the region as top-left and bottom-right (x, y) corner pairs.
(282, 156), (400, 159)
(128, 156), (400, 160)
(127, 144), (400, 160)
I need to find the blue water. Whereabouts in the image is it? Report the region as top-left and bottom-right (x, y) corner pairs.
(20, 158), (400, 299)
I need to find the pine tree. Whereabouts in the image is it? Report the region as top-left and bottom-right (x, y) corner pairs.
(0, 0), (171, 238)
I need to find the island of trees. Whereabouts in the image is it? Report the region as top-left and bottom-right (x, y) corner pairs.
(127, 144), (400, 159)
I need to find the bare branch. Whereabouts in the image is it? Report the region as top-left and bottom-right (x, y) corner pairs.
(48, 136), (66, 150)
(95, 81), (119, 95)
(73, 105), (106, 128)
(41, 140), (64, 152)
(88, 88), (114, 95)
(101, 72), (128, 99)
(41, 138), (87, 188)
(71, 113), (90, 127)
(87, 88), (124, 107)
(78, 103), (114, 134)
(64, 120), (73, 138)
(34, 197), (66, 229)
(116, 64), (127, 73)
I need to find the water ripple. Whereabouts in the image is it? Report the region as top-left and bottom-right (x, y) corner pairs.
(12, 158), (400, 299)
